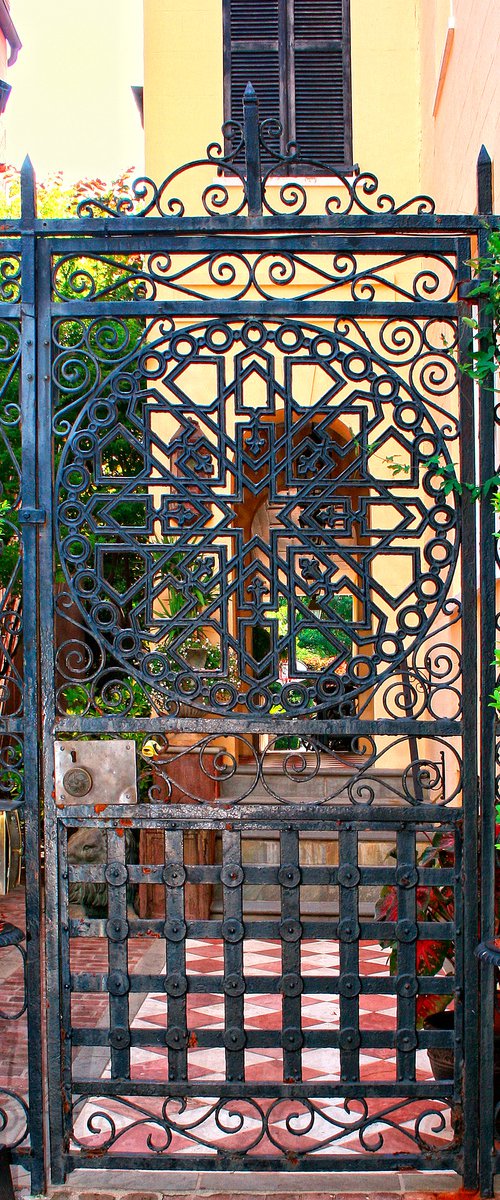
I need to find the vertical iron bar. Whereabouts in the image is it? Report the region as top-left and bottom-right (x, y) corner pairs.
(36, 235), (66, 1183)
(338, 828), (360, 1083)
(280, 828), (302, 1082)
(222, 830), (245, 1083)
(57, 823), (73, 1152)
(243, 82), (262, 217)
(165, 830), (188, 1081)
(400, 664), (424, 802)
(476, 147), (496, 1198)
(454, 822), (465, 1133)
(280, 0), (294, 150)
(106, 829), (130, 1079)
(458, 234), (480, 1190)
(19, 156), (45, 1195)
(395, 828), (417, 1083)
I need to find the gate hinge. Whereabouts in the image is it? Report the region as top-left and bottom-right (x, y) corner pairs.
(18, 507), (46, 525)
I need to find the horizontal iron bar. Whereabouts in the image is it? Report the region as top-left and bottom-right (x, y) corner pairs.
(0, 717), (24, 734)
(51, 298), (458, 317)
(70, 1028), (454, 1051)
(68, 918), (455, 941)
(69, 974), (455, 998)
(63, 1151), (462, 1173)
(27, 211), (500, 232)
(70, 1077), (454, 1099)
(45, 233), (463, 255)
(55, 716), (462, 735)
(56, 803), (462, 825)
(68, 863), (454, 886)
(71, 1027), (455, 1046)
(18, 506), (46, 524)
(0, 302), (20, 318)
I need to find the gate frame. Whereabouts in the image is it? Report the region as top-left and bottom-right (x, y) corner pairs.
(2, 101), (498, 1193)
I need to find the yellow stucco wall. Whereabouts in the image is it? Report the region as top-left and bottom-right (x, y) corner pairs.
(350, 0), (422, 204)
(143, 0), (224, 189)
(143, 0), (423, 207)
(144, 0), (499, 211)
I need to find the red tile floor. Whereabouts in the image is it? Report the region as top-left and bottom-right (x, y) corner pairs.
(0, 887), (459, 1195)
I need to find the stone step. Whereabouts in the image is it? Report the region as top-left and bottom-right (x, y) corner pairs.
(211, 896), (378, 919)
(220, 757), (409, 804)
(211, 822), (432, 919)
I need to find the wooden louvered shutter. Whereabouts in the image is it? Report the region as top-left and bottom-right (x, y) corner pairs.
(225, 0), (281, 152)
(223, 0), (352, 170)
(292, 0), (352, 168)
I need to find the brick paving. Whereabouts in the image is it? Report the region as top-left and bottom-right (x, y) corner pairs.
(9, 1189), (481, 1200)
(9, 1189), (484, 1200)
(8, 1166), (477, 1200)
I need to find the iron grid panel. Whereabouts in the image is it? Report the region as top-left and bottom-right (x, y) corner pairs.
(57, 811), (463, 1171)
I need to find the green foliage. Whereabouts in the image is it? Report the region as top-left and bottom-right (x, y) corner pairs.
(0, 165), (135, 220)
(270, 595), (353, 662)
(462, 230), (500, 387)
(423, 452), (500, 501)
(375, 831), (456, 1026)
(274, 736), (300, 750)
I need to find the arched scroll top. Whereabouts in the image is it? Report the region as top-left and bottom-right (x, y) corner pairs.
(77, 94), (435, 220)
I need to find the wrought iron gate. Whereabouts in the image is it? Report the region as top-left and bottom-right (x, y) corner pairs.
(1, 96), (499, 1192)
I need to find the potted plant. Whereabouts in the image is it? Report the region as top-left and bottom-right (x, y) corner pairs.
(376, 831), (500, 1086)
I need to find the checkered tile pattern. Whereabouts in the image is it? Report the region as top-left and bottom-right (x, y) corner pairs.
(129, 939), (399, 1081)
(0, 891), (455, 1164)
(71, 938), (453, 1160)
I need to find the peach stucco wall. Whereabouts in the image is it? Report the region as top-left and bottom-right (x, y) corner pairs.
(419, 0), (500, 212)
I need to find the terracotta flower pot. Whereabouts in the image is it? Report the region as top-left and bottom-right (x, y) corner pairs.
(424, 1009), (500, 1100)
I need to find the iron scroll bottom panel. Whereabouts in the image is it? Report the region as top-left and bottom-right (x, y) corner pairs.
(57, 808), (463, 1171)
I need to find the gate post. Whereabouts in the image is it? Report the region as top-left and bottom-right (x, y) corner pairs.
(477, 145), (496, 1198)
(458, 231), (480, 1190)
(19, 156), (45, 1194)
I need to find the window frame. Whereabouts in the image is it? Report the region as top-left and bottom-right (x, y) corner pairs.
(222, 0), (353, 174)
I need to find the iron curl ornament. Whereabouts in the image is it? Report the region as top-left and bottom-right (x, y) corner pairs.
(74, 92), (435, 221)
(69, 1091), (454, 1160)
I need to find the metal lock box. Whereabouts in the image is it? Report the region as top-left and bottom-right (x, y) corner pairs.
(54, 740), (137, 807)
